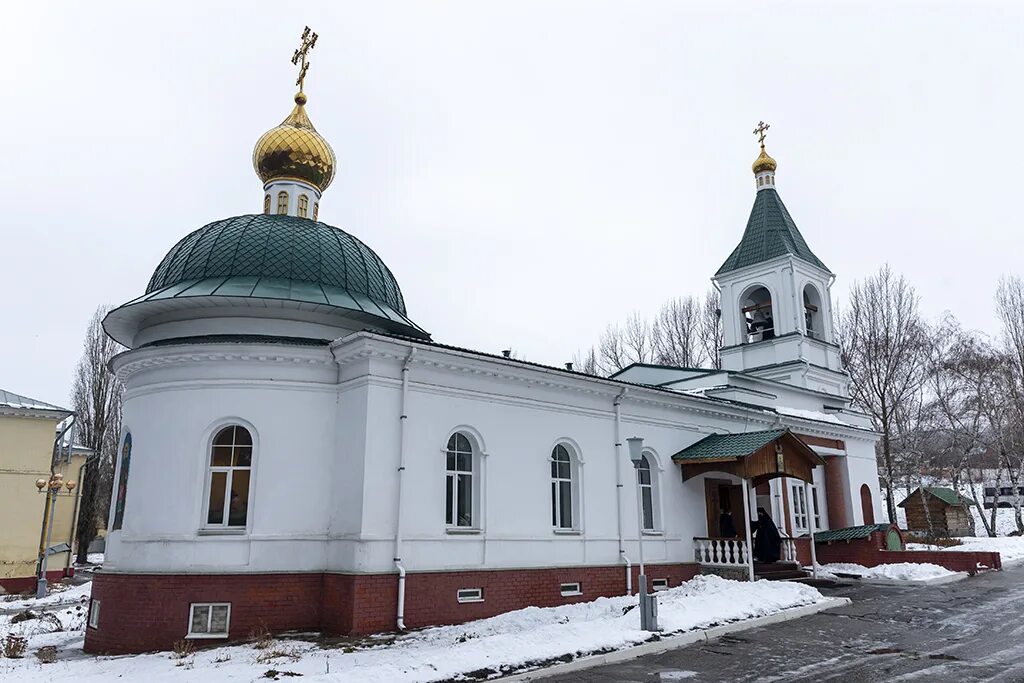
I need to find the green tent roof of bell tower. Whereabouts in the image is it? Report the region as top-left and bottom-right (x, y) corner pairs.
(716, 188), (828, 276)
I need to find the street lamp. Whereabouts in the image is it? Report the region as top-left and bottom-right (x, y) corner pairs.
(626, 436), (658, 631)
(34, 473), (77, 599)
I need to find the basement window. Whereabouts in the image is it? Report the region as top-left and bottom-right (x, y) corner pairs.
(187, 603), (231, 638)
(652, 578), (669, 591)
(559, 582), (582, 597)
(457, 588), (484, 603)
(88, 599), (101, 629)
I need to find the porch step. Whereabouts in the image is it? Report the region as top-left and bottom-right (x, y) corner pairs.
(754, 562), (808, 581)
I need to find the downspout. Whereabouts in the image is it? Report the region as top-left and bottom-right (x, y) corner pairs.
(614, 388), (631, 594)
(394, 347), (417, 631)
(36, 417), (74, 590)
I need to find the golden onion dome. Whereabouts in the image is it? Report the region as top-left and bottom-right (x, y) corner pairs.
(253, 92), (336, 192)
(752, 146), (777, 174)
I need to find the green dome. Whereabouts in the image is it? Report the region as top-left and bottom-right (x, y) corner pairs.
(115, 214), (428, 340)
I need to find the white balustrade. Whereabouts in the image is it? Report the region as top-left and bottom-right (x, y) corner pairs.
(780, 536), (797, 563)
(693, 537), (749, 567)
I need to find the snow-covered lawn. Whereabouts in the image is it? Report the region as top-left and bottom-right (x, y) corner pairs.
(816, 562), (956, 582)
(1, 575), (828, 682)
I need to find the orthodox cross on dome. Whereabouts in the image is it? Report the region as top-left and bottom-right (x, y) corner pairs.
(753, 120), (770, 148)
(291, 26), (319, 91)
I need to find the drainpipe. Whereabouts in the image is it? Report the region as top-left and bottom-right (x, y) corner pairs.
(36, 417), (74, 596)
(614, 388), (629, 594)
(394, 347), (417, 631)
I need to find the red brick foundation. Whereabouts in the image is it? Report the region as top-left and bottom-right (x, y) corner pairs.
(0, 569), (69, 595)
(85, 562), (699, 654)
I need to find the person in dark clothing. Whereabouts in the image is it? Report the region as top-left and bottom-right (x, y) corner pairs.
(719, 510), (737, 538)
(750, 507), (781, 563)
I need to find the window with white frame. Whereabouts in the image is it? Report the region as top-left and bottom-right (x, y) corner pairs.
(88, 599), (101, 629)
(651, 578), (669, 591)
(205, 425), (253, 529)
(445, 432), (474, 528)
(638, 453), (659, 531)
(560, 582), (582, 596)
(791, 483), (809, 532)
(810, 485), (822, 530)
(457, 588), (483, 603)
(187, 603), (230, 638)
(550, 444), (575, 529)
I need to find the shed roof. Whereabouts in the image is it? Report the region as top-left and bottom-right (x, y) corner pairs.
(813, 523), (890, 543)
(897, 486), (972, 508)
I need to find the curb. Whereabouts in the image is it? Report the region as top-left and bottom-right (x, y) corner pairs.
(500, 597), (852, 681)
(849, 571), (969, 586)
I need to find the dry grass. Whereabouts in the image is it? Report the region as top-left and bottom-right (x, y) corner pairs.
(2, 634), (28, 659)
(250, 622), (274, 650)
(35, 645), (58, 664)
(171, 638), (194, 665)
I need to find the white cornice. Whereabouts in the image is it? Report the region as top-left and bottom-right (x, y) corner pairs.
(112, 343), (335, 383)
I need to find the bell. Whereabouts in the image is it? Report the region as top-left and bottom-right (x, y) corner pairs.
(35, 478), (47, 490)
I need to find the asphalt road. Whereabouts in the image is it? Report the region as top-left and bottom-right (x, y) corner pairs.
(543, 565), (1024, 683)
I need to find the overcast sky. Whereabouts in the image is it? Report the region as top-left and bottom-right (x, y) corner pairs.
(2, 1), (1022, 407)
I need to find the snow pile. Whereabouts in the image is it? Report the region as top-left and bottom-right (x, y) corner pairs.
(774, 406), (848, 426)
(1, 582), (92, 612)
(0, 575), (826, 683)
(907, 535), (1024, 565)
(816, 562), (955, 582)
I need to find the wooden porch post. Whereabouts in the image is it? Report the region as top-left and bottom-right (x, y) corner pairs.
(741, 477), (755, 582)
(805, 479), (818, 579)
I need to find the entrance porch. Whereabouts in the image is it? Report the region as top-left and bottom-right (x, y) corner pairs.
(673, 429), (825, 581)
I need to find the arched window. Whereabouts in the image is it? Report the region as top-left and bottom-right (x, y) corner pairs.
(803, 284), (824, 340)
(758, 176), (764, 186)
(205, 425), (253, 528)
(861, 484), (875, 525)
(313, 202), (319, 221)
(638, 452), (660, 531)
(263, 194), (271, 214)
(297, 194), (309, 218)
(277, 191), (289, 215)
(445, 432), (474, 528)
(741, 286), (774, 343)
(550, 444), (576, 530)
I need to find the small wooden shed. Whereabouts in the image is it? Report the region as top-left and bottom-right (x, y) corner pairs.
(898, 487), (976, 538)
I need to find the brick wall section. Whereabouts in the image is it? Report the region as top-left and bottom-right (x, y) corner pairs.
(0, 569), (68, 595)
(813, 531), (1002, 575)
(86, 562), (700, 653)
(85, 572), (323, 654)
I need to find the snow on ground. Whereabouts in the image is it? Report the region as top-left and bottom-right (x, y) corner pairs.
(907, 536), (1024, 565)
(0, 575), (827, 682)
(1, 582), (92, 612)
(815, 562), (955, 582)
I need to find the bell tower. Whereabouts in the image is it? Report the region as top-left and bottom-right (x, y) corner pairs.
(713, 123), (848, 397)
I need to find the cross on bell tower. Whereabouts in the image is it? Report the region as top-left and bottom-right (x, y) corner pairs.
(292, 26), (319, 92)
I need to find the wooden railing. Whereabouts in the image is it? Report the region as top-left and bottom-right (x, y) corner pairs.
(693, 537), (749, 567)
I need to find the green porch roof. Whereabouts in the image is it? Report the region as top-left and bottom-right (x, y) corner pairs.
(897, 486), (972, 508)
(813, 523), (890, 543)
(672, 429), (787, 462)
(716, 189), (828, 275)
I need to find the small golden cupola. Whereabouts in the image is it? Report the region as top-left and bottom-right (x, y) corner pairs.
(751, 120), (777, 191)
(253, 27), (336, 220)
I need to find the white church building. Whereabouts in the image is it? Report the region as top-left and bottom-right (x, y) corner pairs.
(84, 46), (881, 654)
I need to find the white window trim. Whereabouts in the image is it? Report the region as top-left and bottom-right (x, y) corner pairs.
(651, 578), (669, 591)
(199, 424), (256, 535)
(88, 599), (101, 629)
(186, 602), (231, 639)
(550, 443), (581, 532)
(457, 588), (484, 603)
(791, 483), (809, 533)
(559, 582), (582, 597)
(445, 432), (479, 530)
(638, 451), (662, 532)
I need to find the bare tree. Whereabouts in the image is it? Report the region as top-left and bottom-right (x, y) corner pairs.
(652, 296), (702, 367)
(840, 265), (929, 523)
(571, 346), (600, 375)
(995, 275), (1024, 532)
(698, 289), (723, 370)
(71, 306), (124, 563)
